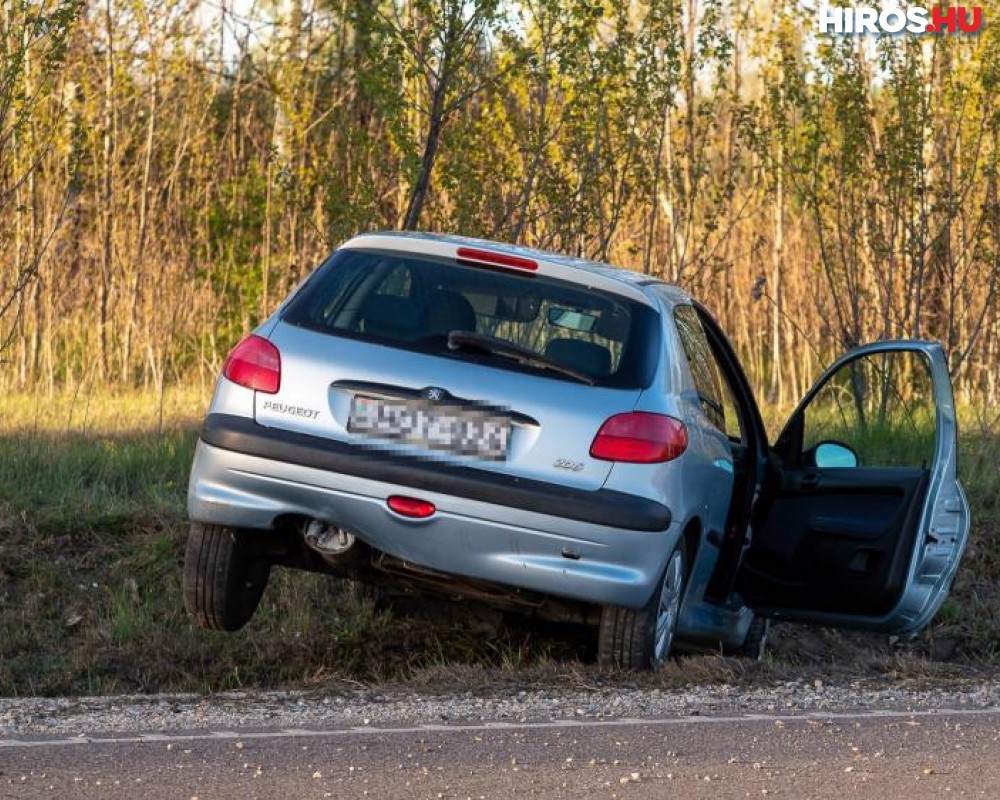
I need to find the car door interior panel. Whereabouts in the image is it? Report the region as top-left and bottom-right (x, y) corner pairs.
(737, 467), (929, 614)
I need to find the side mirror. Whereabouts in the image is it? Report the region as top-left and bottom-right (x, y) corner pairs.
(812, 440), (859, 469)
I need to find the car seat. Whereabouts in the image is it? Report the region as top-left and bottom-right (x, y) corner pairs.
(544, 338), (612, 378)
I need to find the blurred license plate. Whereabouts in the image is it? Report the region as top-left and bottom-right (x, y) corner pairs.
(348, 395), (510, 460)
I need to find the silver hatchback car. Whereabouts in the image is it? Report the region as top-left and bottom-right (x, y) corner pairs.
(184, 232), (970, 668)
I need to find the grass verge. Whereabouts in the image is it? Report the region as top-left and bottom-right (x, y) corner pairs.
(0, 390), (997, 696)
(0, 390), (588, 694)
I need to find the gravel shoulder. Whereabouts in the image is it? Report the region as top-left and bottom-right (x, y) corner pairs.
(5, 674), (1000, 738)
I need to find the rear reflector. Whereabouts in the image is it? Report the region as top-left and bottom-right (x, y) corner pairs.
(590, 412), (688, 463)
(387, 495), (437, 518)
(223, 334), (281, 394)
(456, 246), (538, 272)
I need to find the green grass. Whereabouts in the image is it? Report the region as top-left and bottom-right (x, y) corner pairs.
(0, 430), (193, 528)
(0, 477), (574, 695)
(934, 416), (1000, 657)
(0, 390), (580, 695)
(0, 390), (996, 696)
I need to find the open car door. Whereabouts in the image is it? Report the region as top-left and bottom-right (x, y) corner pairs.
(736, 341), (970, 636)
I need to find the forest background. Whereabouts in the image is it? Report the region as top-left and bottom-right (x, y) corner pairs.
(4, 0), (1000, 405)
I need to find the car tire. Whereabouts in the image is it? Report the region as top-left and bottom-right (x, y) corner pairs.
(598, 540), (687, 670)
(723, 615), (770, 660)
(183, 523), (271, 631)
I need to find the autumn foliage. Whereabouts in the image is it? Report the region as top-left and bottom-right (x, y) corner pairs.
(3, 0), (999, 408)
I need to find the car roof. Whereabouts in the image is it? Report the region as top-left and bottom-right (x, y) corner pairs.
(340, 231), (693, 308)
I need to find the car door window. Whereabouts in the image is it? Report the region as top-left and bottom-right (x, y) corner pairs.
(717, 378), (742, 441)
(798, 350), (936, 470)
(674, 305), (728, 433)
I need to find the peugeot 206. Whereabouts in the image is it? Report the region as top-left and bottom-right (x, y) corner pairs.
(184, 232), (970, 668)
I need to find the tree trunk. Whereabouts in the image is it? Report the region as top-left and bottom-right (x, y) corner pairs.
(402, 80), (447, 231)
(99, 0), (115, 376)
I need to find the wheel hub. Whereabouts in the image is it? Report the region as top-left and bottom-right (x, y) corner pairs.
(653, 549), (684, 666)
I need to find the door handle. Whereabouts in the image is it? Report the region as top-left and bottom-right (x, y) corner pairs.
(799, 472), (820, 491)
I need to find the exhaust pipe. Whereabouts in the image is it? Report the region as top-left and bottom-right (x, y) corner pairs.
(304, 520), (356, 556)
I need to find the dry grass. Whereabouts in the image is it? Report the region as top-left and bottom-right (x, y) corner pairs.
(0, 385), (210, 435)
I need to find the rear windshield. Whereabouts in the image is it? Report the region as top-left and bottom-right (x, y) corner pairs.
(282, 248), (660, 389)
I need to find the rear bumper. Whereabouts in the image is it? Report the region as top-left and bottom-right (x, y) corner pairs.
(188, 415), (677, 608)
(200, 414), (672, 531)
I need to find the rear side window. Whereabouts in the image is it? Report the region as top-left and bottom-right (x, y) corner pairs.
(282, 248), (660, 389)
(674, 305), (727, 431)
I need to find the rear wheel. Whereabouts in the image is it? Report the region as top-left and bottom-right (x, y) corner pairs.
(183, 523), (271, 631)
(598, 541), (687, 669)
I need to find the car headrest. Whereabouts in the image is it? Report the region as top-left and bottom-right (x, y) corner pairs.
(544, 338), (612, 378)
(593, 308), (630, 342)
(425, 290), (477, 336)
(359, 295), (425, 340)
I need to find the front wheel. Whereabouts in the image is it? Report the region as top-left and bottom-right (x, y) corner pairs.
(598, 541), (687, 669)
(183, 523), (271, 631)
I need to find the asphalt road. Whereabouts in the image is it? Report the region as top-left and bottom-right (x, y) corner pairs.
(4, 707), (1000, 799)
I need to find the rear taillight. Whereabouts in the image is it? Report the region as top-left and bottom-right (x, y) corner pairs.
(223, 334), (281, 394)
(590, 412), (688, 463)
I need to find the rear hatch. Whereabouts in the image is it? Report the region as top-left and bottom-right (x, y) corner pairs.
(255, 243), (661, 491)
